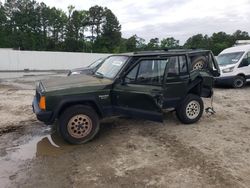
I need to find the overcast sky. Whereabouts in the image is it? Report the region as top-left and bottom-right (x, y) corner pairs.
(14, 0), (250, 43)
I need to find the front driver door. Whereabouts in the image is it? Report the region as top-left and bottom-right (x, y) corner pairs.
(112, 58), (168, 122)
(238, 52), (250, 80)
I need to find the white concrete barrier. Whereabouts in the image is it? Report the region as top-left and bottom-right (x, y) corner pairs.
(0, 49), (111, 71)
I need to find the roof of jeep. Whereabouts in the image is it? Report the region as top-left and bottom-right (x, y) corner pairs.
(121, 49), (212, 57)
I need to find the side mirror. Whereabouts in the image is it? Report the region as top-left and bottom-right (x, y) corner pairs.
(115, 76), (126, 85)
(212, 70), (220, 77)
(121, 77), (130, 85)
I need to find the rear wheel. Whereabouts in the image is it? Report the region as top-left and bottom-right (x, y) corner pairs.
(232, 76), (245, 88)
(176, 94), (204, 124)
(58, 105), (100, 144)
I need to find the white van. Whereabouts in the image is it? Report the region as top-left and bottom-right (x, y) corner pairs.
(216, 44), (250, 88)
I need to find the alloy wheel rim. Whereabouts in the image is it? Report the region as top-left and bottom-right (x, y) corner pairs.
(186, 100), (200, 119)
(67, 114), (92, 139)
(193, 61), (204, 70)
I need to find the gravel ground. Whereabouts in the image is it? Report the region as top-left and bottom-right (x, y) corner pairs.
(0, 73), (250, 188)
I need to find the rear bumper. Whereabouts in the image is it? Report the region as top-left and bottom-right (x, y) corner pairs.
(215, 76), (234, 85)
(32, 97), (53, 124)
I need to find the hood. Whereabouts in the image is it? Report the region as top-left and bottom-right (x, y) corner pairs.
(40, 74), (113, 92)
(71, 67), (90, 72)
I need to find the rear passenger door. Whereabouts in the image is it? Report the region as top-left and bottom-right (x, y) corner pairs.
(162, 55), (190, 108)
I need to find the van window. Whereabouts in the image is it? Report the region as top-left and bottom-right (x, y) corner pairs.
(217, 52), (244, 66)
(239, 53), (250, 67)
(248, 52), (250, 64)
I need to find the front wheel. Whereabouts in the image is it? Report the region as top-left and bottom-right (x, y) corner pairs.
(232, 76), (245, 88)
(58, 105), (100, 144)
(176, 94), (204, 124)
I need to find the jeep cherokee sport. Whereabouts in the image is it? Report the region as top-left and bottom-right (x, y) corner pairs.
(32, 50), (220, 144)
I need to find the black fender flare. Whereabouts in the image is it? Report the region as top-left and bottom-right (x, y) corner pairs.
(51, 96), (103, 122)
(186, 77), (203, 96)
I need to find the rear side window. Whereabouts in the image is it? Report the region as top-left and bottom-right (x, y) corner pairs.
(179, 56), (188, 74)
(167, 56), (179, 77)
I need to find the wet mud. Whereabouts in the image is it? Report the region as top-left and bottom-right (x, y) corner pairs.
(0, 74), (250, 188)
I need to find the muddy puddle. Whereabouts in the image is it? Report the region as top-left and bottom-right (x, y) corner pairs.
(0, 126), (76, 187)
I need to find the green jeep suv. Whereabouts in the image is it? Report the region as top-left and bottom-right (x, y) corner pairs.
(32, 50), (220, 144)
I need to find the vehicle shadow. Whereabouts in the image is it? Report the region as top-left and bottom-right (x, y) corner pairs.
(214, 82), (250, 89)
(94, 111), (181, 140)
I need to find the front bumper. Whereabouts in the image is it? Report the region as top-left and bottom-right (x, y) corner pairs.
(214, 76), (234, 86)
(32, 96), (53, 124)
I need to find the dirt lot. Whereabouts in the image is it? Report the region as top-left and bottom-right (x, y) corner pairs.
(0, 73), (250, 188)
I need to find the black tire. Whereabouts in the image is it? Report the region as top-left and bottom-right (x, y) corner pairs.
(232, 76), (245, 88)
(176, 94), (204, 124)
(191, 56), (207, 70)
(58, 105), (100, 144)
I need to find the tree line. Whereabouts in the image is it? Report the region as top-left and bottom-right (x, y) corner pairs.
(0, 0), (250, 55)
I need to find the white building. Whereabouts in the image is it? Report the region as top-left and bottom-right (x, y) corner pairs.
(0, 49), (111, 71)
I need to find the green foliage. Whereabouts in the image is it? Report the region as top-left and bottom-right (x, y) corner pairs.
(0, 3), (7, 47)
(160, 37), (179, 49)
(125, 35), (137, 52)
(88, 5), (104, 40)
(146, 38), (160, 50)
(210, 32), (234, 55)
(95, 8), (121, 53)
(0, 0), (249, 54)
(125, 35), (147, 52)
(184, 34), (210, 49)
(184, 32), (250, 55)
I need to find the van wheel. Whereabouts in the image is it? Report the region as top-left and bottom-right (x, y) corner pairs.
(176, 94), (204, 124)
(192, 56), (207, 70)
(58, 105), (100, 144)
(232, 76), (245, 88)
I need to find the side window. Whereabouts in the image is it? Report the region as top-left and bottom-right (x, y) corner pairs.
(125, 59), (167, 85)
(137, 59), (167, 85)
(125, 64), (139, 83)
(179, 56), (187, 74)
(248, 52), (250, 64)
(240, 53), (250, 67)
(167, 56), (179, 77)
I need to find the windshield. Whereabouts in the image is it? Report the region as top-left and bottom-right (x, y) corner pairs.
(95, 56), (128, 79)
(217, 52), (244, 66)
(88, 58), (104, 68)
